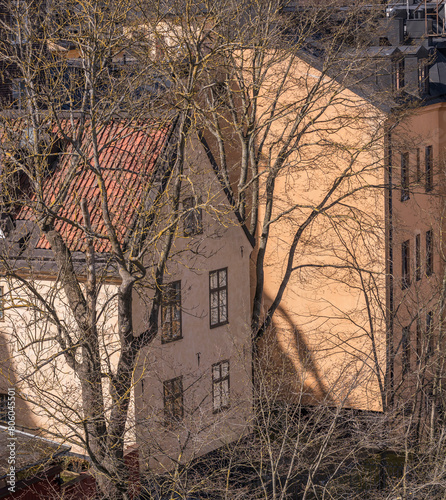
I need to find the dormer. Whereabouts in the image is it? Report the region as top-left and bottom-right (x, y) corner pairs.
(399, 45), (430, 96)
(360, 46), (404, 93)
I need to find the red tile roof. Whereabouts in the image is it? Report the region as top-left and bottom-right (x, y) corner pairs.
(18, 120), (171, 253)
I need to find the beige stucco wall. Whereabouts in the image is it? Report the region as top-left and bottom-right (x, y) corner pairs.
(250, 55), (388, 411)
(134, 138), (253, 472)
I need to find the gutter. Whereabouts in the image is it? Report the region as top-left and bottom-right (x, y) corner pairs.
(0, 425), (71, 482)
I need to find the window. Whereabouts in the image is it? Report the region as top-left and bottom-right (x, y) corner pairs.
(426, 311), (434, 359)
(401, 240), (410, 289)
(426, 230), (433, 276)
(183, 196), (202, 237)
(393, 59), (404, 91)
(0, 287), (4, 321)
(415, 234), (421, 281)
(416, 315), (422, 364)
(163, 376), (183, 424)
(212, 361), (230, 412)
(209, 268), (228, 328)
(161, 281), (182, 343)
(11, 79), (26, 110)
(402, 326), (410, 375)
(425, 145), (433, 192)
(401, 152), (409, 201)
(416, 148), (421, 183)
(0, 394), (7, 422)
(418, 60), (429, 95)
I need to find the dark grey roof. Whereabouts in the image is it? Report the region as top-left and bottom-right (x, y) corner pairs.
(399, 45), (429, 57)
(0, 425), (70, 479)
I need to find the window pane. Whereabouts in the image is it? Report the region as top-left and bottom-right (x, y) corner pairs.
(212, 362), (230, 412)
(426, 230), (433, 276)
(162, 282), (182, 342)
(211, 292), (218, 308)
(221, 380), (230, 407)
(220, 305), (227, 322)
(210, 272), (217, 289)
(164, 307), (171, 322)
(210, 269), (228, 327)
(164, 377), (183, 424)
(211, 308), (218, 325)
(213, 384), (221, 411)
(173, 307), (180, 321)
(219, 270), (227, 287)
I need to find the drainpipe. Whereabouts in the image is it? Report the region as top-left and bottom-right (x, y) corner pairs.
(386, 129), (395, 410)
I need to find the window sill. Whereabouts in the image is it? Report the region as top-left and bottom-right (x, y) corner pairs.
(213, 405), (230, 414)
(161, 336), (183, 345)
(210, 320), (229, 330)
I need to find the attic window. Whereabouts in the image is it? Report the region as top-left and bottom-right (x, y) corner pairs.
(393, 60), (405, 92)
(183, 196), (202, 237)
(17, 233), (30, 255)
(379, 37), (391, 47)
(418, 60), (429, 95)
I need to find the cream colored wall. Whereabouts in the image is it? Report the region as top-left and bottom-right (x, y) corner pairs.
(253, 55), (388, 411)
(0, 278), (122, 451)
(134, 138), (253, 472)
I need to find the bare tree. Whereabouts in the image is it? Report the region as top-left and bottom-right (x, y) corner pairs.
(0, 0), (209, 498)
(143, 0), (406, 407)
(0, 0), (431, 498)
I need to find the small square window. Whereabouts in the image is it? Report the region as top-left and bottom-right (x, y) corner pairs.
(161, 281), (182, 343)
(212, 361), (230, 412)
(209, 268), (228, 328)
(163, 376), (183, 425)
(183, 196), (202, 237)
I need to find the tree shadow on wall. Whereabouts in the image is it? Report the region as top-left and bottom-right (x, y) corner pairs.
(256, 298), (356, 408)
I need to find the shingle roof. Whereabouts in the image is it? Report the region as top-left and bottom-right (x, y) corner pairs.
(17, 120), (171, 253)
